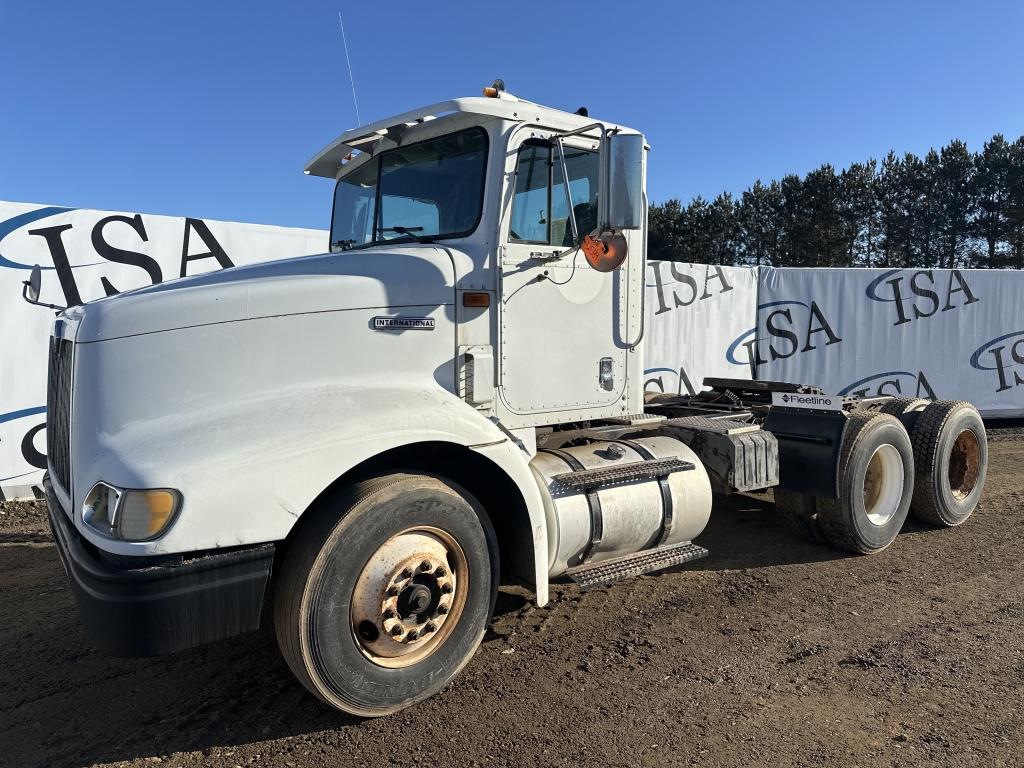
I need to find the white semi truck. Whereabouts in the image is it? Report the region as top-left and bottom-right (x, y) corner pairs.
(34, 82), (988, 717)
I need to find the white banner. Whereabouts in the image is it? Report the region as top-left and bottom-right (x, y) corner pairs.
(644, 261), (759, 394)
(756, 266), (1024, 417)
(0, 201), (327, 499)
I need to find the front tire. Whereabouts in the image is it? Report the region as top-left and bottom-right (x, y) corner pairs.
(275, 473), (498, 717)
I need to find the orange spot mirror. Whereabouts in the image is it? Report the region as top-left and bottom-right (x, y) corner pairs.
(581, 231), (628, 272)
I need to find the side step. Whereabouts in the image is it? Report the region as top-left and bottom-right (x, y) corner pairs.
(566, 541), (709, 589)
(551, 457), (694, 492)
(598, 412), (667, 426)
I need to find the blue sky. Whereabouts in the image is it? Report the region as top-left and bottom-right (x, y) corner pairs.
(2, 1), (1022, 230)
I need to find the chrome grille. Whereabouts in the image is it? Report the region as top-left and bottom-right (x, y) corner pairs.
(46, 335), (73, 492)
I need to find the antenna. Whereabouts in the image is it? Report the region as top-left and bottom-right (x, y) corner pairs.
(337, 11), (361, 126)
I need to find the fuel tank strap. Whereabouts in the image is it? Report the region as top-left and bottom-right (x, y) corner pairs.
(608, 439), (675, 548)
(540, 448), (604, 564)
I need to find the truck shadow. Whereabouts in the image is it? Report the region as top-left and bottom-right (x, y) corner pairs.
(687, 492), (933, 572)
(1, 541), (365, 768)
(686, 493), (842, 571)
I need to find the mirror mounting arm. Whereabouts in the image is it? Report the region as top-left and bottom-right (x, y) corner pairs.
(554, 137), (580, 247)
(21, 265), (66, 312)
(21, 284), (66, 312)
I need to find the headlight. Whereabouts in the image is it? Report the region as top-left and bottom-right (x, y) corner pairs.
(82, 482), (121, 537)
(82, 483), (182, 541)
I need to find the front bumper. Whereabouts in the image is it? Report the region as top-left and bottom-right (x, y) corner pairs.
(44, 474), (275, 657)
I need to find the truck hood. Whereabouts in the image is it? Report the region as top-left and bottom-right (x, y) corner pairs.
(72, 246), (456, 343)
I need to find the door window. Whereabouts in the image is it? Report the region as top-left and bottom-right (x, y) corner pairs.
(509, 140), (599, 246)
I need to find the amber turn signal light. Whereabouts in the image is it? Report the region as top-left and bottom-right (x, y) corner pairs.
(463, 292), (490, 308)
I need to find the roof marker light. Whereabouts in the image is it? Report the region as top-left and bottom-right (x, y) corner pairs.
(483, 78), (505, 98)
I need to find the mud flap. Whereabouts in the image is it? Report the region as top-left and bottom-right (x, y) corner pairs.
(763, 410), (846, 498)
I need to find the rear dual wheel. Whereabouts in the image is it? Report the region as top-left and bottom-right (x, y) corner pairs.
(908, 401), (987, 526)
(817, 411), (915, 554)
(864, 398), (988, 526)
(275, 474), (498, 717)
(779, 401), (987, 553)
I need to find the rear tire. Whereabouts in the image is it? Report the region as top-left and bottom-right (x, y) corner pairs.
(909, 401), (987, 526)
(817, 411), (915, 554)
(275, 473), (498, 717)
(774, 489), (822, 542)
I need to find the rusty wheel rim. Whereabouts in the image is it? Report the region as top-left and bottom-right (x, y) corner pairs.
(948, 429), (981, 501)
(350, 526), (468, 669)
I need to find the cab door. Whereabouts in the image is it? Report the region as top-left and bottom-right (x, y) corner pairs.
(497, 131), (629, 419)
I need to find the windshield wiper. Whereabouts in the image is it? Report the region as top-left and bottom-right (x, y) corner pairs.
(380, 226), (434, 244)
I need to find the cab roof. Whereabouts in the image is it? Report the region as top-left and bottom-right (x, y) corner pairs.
(304, 94), (634, 179)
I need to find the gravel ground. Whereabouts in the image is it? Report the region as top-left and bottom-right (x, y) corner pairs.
(1, 434), (1022, 768)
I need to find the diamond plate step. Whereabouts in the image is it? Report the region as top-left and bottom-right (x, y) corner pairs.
(551, 457), (693, 493)
(662, 415), (761, 435)
(566, 541), (709, 589)
(599, 413), (667, 426)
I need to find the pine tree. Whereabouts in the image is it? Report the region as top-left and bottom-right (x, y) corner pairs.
(1006, 137), (1024, 269)
(935, 140), (976, 269)
(838, 161), (878, 266)
(738, 180), (783, 265)
(974, 135), (1012, 266)
(648, 199), (686, 261)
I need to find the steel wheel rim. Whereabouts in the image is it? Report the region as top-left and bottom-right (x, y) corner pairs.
(350, 525), (469, 669)
(863, 444), (904, 526)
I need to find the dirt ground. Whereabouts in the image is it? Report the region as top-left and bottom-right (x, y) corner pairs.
(2, 431), (1022, 768)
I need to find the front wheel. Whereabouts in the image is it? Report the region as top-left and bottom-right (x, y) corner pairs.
(274, 473), (498, 717)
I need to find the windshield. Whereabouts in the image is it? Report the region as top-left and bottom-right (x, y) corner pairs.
(330, 127), (488, 249)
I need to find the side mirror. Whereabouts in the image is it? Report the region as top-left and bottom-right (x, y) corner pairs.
(22, 264), (66, 312)
(24, 264), (41, 303)
(604, 134), (644, 230)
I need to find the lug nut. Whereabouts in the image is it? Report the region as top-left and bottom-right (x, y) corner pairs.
(437, 605), (449, 615)
(408, 630), (420, 641)
(434, 566), (447, 577)
(425, 622), (437, 633)
(401, 567), (414, 579)
(419, 560), (432, 572)
(386, 585), (400, 597)
(441, 583), (453, 594)
(390, 625), (403, 637)
(383, 608), (397, 619)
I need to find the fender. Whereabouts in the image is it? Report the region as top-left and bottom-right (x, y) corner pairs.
(72, 379), (517, 551)
(470, 439), (550, 606)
